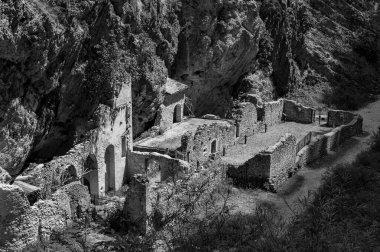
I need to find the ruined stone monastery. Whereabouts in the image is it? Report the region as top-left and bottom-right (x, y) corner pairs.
(0, 77), (363, 250)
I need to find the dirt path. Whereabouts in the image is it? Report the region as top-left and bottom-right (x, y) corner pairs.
(228, 98), (380, 221)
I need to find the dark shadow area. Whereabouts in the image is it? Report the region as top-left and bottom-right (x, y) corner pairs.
(308, 137), (362, 170)
(277, 174), (305, 197)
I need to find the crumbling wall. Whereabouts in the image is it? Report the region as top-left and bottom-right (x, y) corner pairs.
(327, 109), (356, 127)
(227, 134), (296, 190)
(232, 102), (258, 141)
(296, 115), (363, 169)
(156, 94), (185, 133)
(19, 143), (89, 199)
(227, 153), (270, 187)
(127, 151), (190, 182)
(283, 99), (315, 124)
(94, 103), (132, 196)
(262, 100), (284, 126)
(267, 134), (297, 190)
(123, 174), (149, 234)
(296, 131), (314, 154)
(181, 122), (236, 168)
(0, 182), (90, 251)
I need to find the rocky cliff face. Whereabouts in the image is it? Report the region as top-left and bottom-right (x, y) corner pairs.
(0, 0), (379, 175)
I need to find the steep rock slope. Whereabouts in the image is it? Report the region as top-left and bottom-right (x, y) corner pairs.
(0, 0), (180, 175)
(172, 0), (264, 116)
(0, 0), (379, 176)
(258, 0), (380, 108)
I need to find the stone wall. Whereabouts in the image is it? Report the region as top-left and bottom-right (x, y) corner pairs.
(327, 109), (356, 127)
(262, 100), (284, 126)
(283, 99), (315, 124)
(127, 151), (190, 183)
(227, 134), (296, 190)
(267, 134), (297, 190)
(227, 153), (270, 187)
(123, 174), (149, 234)
(296, 115), (363, 169)
(19, 143), (89, 199)
(93, 102), (132, 196)
(181, 122), (236, 168)
(232, 102), (258, 141)
(156, 94), (185, 133)
(0, 182), (90, 251)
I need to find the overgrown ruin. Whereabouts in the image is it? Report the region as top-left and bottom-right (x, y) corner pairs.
(0, 75), (364, 250)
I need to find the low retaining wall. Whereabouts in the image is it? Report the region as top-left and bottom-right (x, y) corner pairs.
(229, 111), (363, 191)
(283, 99), (315, 124)
(296, 115), (363, 168)
(327, 109), (356, 127)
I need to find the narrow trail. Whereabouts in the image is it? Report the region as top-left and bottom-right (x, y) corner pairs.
(229, 98), (380, 222)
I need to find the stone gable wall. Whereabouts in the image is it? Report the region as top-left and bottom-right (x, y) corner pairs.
(232, 102), (258, 141)
(156, 94), (185, 133)
(267, 134), (297, 190)
(283, 99), (315, 124)
(262, 100), (284, 126)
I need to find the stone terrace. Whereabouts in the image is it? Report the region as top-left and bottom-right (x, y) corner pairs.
(135, 118), (234, 151)
(222, 122), (332, 165)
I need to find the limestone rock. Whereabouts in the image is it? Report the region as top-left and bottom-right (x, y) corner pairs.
(0, 184), (39, 251)
(0, 166), (11, 184)
(173, 0), (264, 117)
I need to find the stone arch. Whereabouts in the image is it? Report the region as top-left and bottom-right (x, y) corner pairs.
(105, 145), (116, 192)
(173, 104), (182, 123)
(83, 154), (98, 195)
(211, 140), (217, 154)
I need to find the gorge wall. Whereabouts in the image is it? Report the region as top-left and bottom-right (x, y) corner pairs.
(0, 0), (379, 176)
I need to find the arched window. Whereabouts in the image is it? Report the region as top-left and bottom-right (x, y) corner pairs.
(173, 104), (182, 123)
(105, 145), (115, 192)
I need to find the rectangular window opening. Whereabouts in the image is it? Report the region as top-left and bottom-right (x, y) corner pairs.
(121, 136), (127, 157)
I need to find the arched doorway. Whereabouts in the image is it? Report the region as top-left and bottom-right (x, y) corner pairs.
(211, 140), (217, 154)
(105, 145), (116, 192)
(173, 104), (182, 123)
(83, 154), (98, 196)
(83, 178), (90, 193)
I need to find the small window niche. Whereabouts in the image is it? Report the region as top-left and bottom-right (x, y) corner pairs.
(121, 136), (127, 157)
